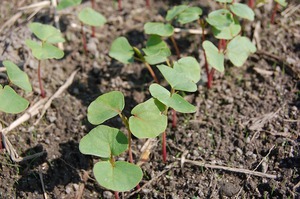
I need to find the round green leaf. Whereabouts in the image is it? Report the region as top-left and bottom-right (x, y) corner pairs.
(206, 9), (241, 39)
(0, 85), (29, 114)
(57, 0), (82, 10)
(129, 98), (167, 138)
(157, 64), (197, 92)
(25, 40), (64, 60)
(202, 41), (224, 72)
(79, 125), (128, 158)
(94, 161), (143, 192)
(143, 35), (171, 65)
(109, 37), (134, 64)
(206, 9), (233, 30)
(226, 36), (256, 67)
(229, 3), (255, 21)
(3, 61), (32, 92)
(166, 5), (189, 21)
(87, 91), (124, 125)
(177, 7), (203, 24)
(212, 18), (241, 40)
(149, 84), (196, 113)
(275, 0), (287, 7)
(173, 57), (201, 83)
(78, 7), (107, 27)
(28, 22), (65, 43)
(144, 22), (174, 37)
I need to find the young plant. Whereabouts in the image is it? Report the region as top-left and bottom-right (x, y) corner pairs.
(78, 7), (106, 54)
(0, 61), (32, 114)
(271, 0), (287, 24)
(25, 22), (65, 98)
(109, 31), (201, 160)
(144, 5), (202, 58)
(202, 0), (256, 88)
(57, 0), (82, 10)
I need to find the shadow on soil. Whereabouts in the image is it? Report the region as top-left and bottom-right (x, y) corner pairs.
(14, 141), (91, 196)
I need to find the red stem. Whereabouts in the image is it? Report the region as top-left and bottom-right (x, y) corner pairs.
(0, 132), (3, 150)
(114, 192), (119, 199)
(118, 0), (122, 11)
(248, 0), (255, 9)
(38, 60), (46, 98)
(146, 0), (150, 8)
(172, 109), (177, 128)
(162, 131), (167, 163)
(91, 0), (96, 37)
(271, 2), (278, 24)
(81, 22), (88, 55)
(199, 19), (212, 89)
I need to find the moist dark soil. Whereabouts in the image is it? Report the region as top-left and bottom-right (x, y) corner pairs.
(0, 0), (299, 198)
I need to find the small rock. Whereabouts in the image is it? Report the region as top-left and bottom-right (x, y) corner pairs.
(73, 184), (79, 191)
(103, 191), (113, 199)
(45, 139), (50, 144)
(219, 181), (240, 197)
(65, 186), (72, 194)
(236, 147), (243, 155)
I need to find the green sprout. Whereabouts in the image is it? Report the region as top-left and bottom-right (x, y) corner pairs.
(202, 0), (256, 88)
(26, 22), (65, 98)
(0, 61), (32, 113)
(144, 5), (202, 58)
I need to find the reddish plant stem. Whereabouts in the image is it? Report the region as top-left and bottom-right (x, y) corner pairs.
(81, 22), (88, 55)
(0, 132), (3, 150)
(271, 2), (279, 24)
(146, 0), (150, 8)
(171, 109), (177, 128)
(248, 0), (255, 9)
(114, 192), (119, 199)
(162, 131), (167, 163)
(170, 35), (181, 59)
(91, 0), (96, 37)
(118, 0), (122, 11)
(199, 19), (212, 89)
(38, 60), (46, 98)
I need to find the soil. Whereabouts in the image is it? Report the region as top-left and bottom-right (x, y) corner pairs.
(0, 0), (299, 198)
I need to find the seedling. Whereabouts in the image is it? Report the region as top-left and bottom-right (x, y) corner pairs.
(80, 56), (200, 194)
(0, 61), (32, 114)
(271, 0), (287, 24)
(144, 5), (202, 58)
(78, 7), (106, 54)
(81, 28), (200, 194)
(26, 22), (65, 98)
(57, 0), (106, 54)
(202, 0), (255, 88)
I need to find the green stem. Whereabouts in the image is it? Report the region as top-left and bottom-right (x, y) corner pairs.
(119, 113), (133, 163)
(133, 47), (159, 83)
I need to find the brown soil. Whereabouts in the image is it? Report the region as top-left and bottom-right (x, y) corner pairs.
(0, 0), (299, 198)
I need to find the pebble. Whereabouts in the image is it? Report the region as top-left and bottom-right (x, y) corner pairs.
(236, 148), (243, 155)
(45, 139), (50, 144)
(103, 191), (113, 199)
(65, 186), (72, 194)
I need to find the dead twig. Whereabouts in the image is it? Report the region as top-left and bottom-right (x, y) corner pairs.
(38, 166), (48, 199)
(75, 170), (89, 199)
(179, 158), (278, 179)
(235, 145), (275, 198)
